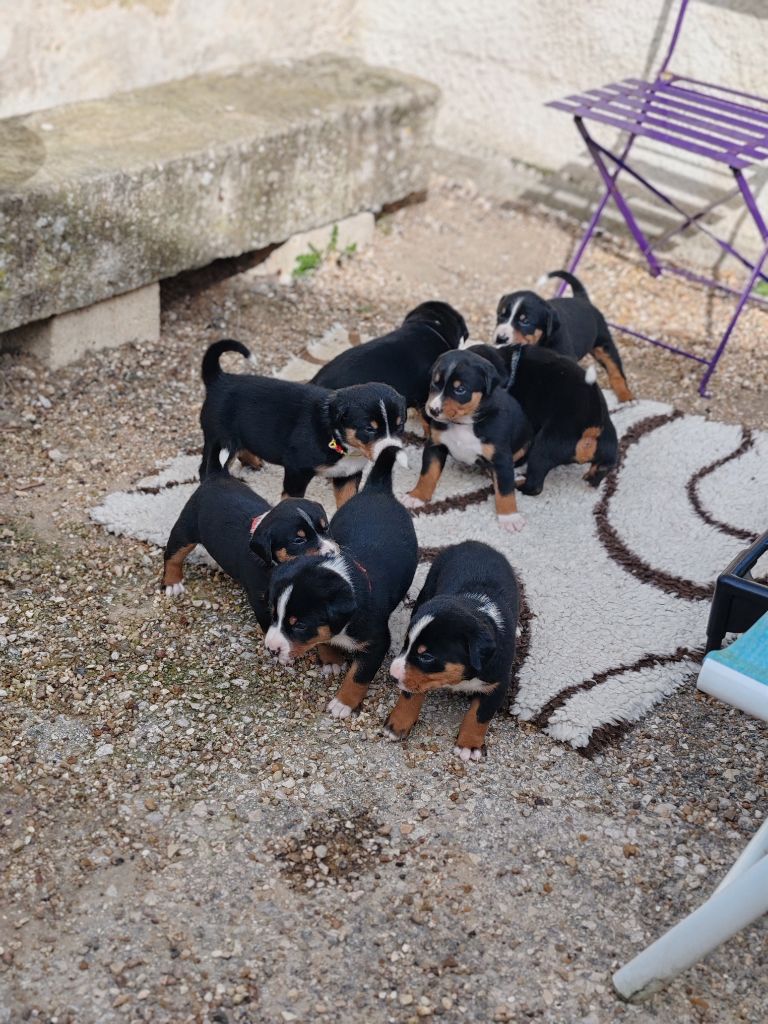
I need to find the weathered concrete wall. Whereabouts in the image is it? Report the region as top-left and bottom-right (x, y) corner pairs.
(357, 0), (768, 172)
(0, 56), (438, 333)
(0, 0), (357, 119)
(358, 0), (768, 262)
(5, 0), (765, 175)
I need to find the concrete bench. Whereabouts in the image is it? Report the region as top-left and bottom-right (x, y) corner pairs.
(0, 54), (438, 364)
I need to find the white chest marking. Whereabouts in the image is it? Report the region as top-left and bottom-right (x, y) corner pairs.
(318, 456), (368, 479)
(441, 423), (483, 465)
(452, 677), (495, 695)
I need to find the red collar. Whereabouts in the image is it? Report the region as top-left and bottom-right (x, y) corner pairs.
(352, 557), (372, 592)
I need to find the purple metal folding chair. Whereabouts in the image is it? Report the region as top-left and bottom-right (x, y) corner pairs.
(547, 0), (768, 396)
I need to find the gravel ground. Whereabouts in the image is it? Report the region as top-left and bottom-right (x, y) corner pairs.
(1, 181), (767, 1024)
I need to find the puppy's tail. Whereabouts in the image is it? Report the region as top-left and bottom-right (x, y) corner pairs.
(201, 339), (255, 386)
(363, 445), (402, 494)
(546, 270), (589, 300)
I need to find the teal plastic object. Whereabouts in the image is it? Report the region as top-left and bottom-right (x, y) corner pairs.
(706, 612), (768, 685)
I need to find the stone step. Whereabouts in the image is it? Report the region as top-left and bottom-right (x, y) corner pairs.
(0, 54), (439, 336)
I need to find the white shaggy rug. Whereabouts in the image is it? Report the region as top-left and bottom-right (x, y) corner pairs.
(90, 329), (768, 753)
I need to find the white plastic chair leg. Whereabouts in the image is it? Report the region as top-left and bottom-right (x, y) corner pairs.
(612, 854), (768, 1002)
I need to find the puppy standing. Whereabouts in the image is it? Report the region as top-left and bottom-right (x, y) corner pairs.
(469, 342), (618, 495)
(403, 349), (531, 532)
(199, 340), (407, 507)
(386, 541), (519, 761)
(494, 270), (633, 402)
(311, 301), (468, 424)
(264, 446), (418, 718)
(162, 474), (336, 631)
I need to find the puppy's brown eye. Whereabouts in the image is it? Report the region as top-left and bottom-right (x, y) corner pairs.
(297, 529), (306, 538)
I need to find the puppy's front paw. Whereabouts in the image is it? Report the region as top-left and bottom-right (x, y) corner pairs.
(382, 717), (411, 742)
(327, 697), (353, 719)
(321, 663), (344, 678)
(164, 582), (185, 597)
(401, 492), (425, 510)
(497, 512), (526, 533)
(453, 744), (485, 762)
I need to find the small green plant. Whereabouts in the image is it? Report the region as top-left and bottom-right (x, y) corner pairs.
(754, 279), (768, 297)
(292, 224), (358, 278)
(293, 245), (324, 277)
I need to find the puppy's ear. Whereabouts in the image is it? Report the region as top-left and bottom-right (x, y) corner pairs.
(327, 393), (350, 427)
(545, 306), (560, 340)
(325, 577), (356, 634)
(479, 360), (500, 396)
(467, 624), (494, 676)
(249, 525), (274, 566)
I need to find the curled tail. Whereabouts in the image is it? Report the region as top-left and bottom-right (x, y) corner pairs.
(363, 444), (404, 494)
(201, 339), (254, 386)
(547, 270), (589, 300)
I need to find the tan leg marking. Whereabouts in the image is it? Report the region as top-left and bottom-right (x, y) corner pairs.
(384, 691), (426, 739)
(333, 476), (360, 509)
(408, 450), (446, 503)
(456, 697), (490, 751)
(333, 662), (369, 711)
(162, 544), (196, 587)
(237, 449), (263, 471)
(492, 473), (518, 516)
(575, 426), (601, 464)
(317, 644), (346, 667)
(417, 411), (431, 438)
(593, 350), (634, 402)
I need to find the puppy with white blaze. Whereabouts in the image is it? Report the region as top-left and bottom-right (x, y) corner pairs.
(385, 541), (519, 761)
(264, 445), (418, 716)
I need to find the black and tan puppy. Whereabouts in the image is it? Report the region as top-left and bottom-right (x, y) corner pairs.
(264, 446), (418, 717)
(402, 349), (531, 532)
(386, 541), (518, 761)
(311, 301), (468, 423)
(494, 270), (633, 402)
(161, 474), (337, 632)
(469, 342), (618, 495)
(199, 340), (407, 507)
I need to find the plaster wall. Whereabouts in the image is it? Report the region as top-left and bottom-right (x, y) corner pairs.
(0, 0), (357, 119)
(2, 1), (766, 260)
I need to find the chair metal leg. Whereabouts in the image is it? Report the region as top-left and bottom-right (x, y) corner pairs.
(556, 123), (640, 297)
(612, 853), (768, 1002)
(698, 241), (768, 397)
(575, 118), (662, 277)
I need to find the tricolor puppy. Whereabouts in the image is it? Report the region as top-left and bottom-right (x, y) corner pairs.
(199, 340), (407, 507)
(264, 446), (418, 716)
(494, 270), (633, 402)
(311, 301), (468, 424)
(161, 474), (336, 632)
(386, 541), (518, 761)
(402, 349), (531, 533)
(469, 342), (618, 495)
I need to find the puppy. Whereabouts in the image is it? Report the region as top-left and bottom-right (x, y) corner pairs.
(402, 349), (531, 533)
(469, 342), (618, 495)
(161, 474), (336, 631)
(494, 270), (633, 402)
(386, 541), (518, 761)
(264, 445), (418, 718)
(199, 340), (407, 507)
(311, 301), (468, 424)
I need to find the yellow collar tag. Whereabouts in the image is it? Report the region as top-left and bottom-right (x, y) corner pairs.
(329, 438), (346, 455)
